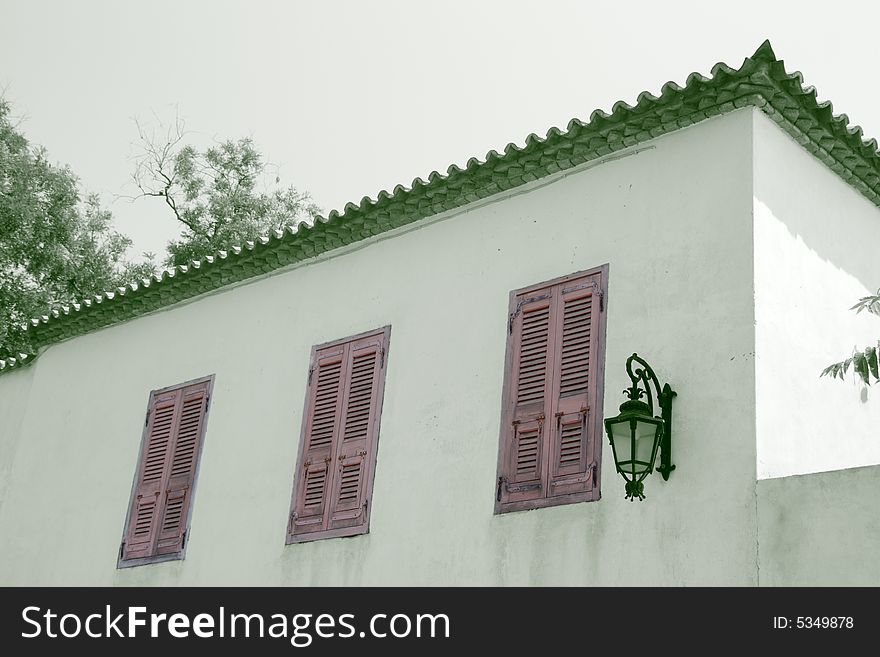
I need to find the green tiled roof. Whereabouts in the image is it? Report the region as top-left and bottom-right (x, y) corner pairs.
(4, 40), (880, 374)
(0, 353), (32, 374)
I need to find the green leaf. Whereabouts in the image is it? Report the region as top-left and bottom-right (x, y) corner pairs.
(866, 345), (879, 382)
(832, 358), (854, 381)
(854, 352), (869, 385)
(851, 290), (880, 315)
(821, 360), (849, 380)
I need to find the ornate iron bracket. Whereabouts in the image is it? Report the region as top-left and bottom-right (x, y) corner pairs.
(624, 353), (677, 480)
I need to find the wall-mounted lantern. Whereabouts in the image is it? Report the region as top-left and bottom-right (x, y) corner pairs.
(604, 353), (676, 501)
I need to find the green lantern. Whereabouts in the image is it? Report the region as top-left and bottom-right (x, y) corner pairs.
(604, 353), (676, 501)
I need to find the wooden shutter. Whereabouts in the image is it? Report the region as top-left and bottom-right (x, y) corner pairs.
(288, 326), (390, 543)
(496, 266), (606, 513)
(499, 291), (555, 506)
(121, 376), (212, 565)
(328, 334), (383, 531)
(548, 276), (600, 497)
(289, 343), (345, 536)
(122, 389), (179, 561)
(155, 383), (209, 555)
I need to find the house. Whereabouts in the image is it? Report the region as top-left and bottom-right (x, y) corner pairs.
(1, 41), (879, 586)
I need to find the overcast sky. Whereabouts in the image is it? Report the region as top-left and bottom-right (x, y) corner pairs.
(3, 0), (880, 261)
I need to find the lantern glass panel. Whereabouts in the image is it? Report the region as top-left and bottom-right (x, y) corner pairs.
(607, 417), (662, 478)
(632, 420), (661, 476)
(608, 419), (632, 466)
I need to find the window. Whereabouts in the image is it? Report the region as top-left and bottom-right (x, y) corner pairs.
(495, 266), (607, 513)
(118, 375), (213, 568)
(287, 326), (390, 543)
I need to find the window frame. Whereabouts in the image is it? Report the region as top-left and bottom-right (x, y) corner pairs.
(286, 325), (391, 544)
(494, 265), (609, 514)
(117, 374), (215, 569)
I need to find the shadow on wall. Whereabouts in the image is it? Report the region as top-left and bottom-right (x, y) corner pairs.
(754, 112), (880, 310)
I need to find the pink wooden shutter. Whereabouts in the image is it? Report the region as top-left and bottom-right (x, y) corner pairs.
(122, 377), (210, 562)
(288, 326), (390, 543)
(122, 388), (181, 561)
(327, 331), (386, 532)
(154, 380), (209, 555)
(547, 274), (601, 497)
(496, 266), (606, 512)
(289, 343), (345, 538)
(498, 288), (556, 506)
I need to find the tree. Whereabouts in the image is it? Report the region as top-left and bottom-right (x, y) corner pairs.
(821, 290), (880, 385)
(130, 117), (321, 267)
(0, 99), (152, 360)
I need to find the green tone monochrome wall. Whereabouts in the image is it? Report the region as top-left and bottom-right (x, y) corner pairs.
(0, 43), (879, 585)
(0, 108), (758, 585)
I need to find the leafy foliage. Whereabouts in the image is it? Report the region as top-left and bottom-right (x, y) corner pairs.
(850, 291), (880, 317)
(821, 290), (880, 385)
(130, 118), (321, 268)
(0, 99), (152, 360)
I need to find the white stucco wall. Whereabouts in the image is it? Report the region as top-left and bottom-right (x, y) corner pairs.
(0, 366), (34, 525)
(0, 109), (757, 585)
(754, 111), (880, 480)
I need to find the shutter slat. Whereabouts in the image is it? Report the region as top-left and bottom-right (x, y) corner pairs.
(306, 359), (343, 450)
(514, 423), (542, 478)
(141, 404), (175, 484)
(514, 301), (552, 410)
(558, 291), (593, 397)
